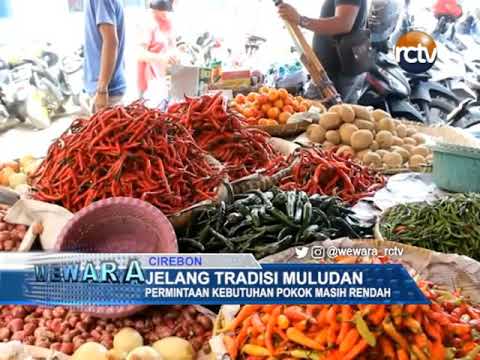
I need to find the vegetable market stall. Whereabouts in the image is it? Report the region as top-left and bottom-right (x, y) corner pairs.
(0, 88), (479, 359)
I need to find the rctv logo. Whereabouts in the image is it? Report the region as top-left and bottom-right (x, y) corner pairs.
(395, 31), (438, 74)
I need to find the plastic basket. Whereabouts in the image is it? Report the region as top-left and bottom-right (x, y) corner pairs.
(432, 142), (480, 193)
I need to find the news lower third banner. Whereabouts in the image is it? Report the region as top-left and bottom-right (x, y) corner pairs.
(0, 253), (429, 306)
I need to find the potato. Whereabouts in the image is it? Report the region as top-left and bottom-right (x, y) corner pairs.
(351, 130), (374, 151)
(406, 127), (416, 137)
(2, 162), (19, 173)
(325, 130), (341, 145)
(114, 328), (143, 354)
(378, 117), (396, 132)
(392, 146), (410, 163)
(376, 150), (389, 158)
(370, 140), (379, 151)
(372, 109), (391, 122)
(354, 119), (375, 131)
(426, 153), (433, 162)
(72, 343), (108, 360)
(319, 112), (342, 130)
(392, 136), (404, 146)
(8, 173), (27, 188)
(0, 167), (15, 186)
(339, 123), (359, 145)
(336, 145), (355, 157)
(352, 105), (373, 120)
(383, 152), (403, 168)
(412, 134), (426, 145)
(306, 124), (326, 143)
(127, 347), (162, 360)
(402, 144), (415, 154)
(412, 145), (429, 158)
(355, 149), (370, 162)
(153, 337), (195, 360)
(19, 155), (35, 169)
(396, 124), (407, 138)
(330, 104), (355, 123)
(107, 349), (127, 360)
(322, 141), (335, 149)
(410, 154), (427, 168)
(403, 137), (417, 146)
(375, 131), (394, 149)
(363, 152), (382, 168)
(24, 160), (41, 176)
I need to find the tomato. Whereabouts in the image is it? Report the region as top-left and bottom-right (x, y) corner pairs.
(279, 88), (289, 99)
(235, 94), (246, 104)
(267, 107), (280, 120)
(259, 86), (270, 94)
(261, 103), (272, 113)
(247, 92), (258, 102)
(278, 112), (292, 124)
(283, 105), (295, 114)
(268, 89), (280, 102)
(274, 99), (285, 110)
(257, 94), (269, 105)
(243, 107), (255, 118)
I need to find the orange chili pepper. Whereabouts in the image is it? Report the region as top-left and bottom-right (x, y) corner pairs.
(339, 328), (360, 354)
(379, 336), (395, 360)
(343, 339), (369, 360)
(286, 327), (324, 351)
(265, 305), (281, 355)
(336, 305), (353, 345)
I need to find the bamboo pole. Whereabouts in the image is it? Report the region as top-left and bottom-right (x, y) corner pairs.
(273, 0), (342, 106)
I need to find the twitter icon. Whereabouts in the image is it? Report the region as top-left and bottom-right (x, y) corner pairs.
(295, 247), (309, 259)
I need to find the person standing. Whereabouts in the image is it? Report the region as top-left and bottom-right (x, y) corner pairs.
(84, 0), (126, 112)
(278, 0), (368, 101)
(137, 0), (178, 104)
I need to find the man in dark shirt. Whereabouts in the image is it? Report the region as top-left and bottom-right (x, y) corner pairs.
(278, 0), (368, 100)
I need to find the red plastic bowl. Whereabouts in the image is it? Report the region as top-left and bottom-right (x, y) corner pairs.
(55, 197), (178, 318)
(56, 197), (178, 253)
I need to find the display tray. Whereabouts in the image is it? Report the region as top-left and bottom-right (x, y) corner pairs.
(250, 121), (311, 138)
(398, 119), (480, 148)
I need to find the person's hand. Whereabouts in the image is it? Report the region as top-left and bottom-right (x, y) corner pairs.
(168, 55), (180, 66)
(278, 3), (301, 25)
(94, 91), (109, 112)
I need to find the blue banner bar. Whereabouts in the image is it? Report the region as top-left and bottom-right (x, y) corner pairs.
(0, 254), (429, 306)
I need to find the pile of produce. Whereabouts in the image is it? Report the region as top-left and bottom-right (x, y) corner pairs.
(0, 204), (27, 251)
(168, 94), (286, 180)
(179, 188), (371, 258)
(31, 103), (225, 214)
(231, 87), (315, 126)
(270, 147), (385, 205)
(220, 282), (480, 360)
(72, 329), (195, 360)
(306, 105), (433, 169)
(0, 305), (212, 356)
(379, 194), (480, 260)
(0, 155), (40, 191)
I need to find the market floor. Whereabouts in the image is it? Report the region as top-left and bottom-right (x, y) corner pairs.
(0, 115), (75, 162)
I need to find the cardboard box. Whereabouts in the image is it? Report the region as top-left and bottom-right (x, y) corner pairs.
(169, 66), (212, 101)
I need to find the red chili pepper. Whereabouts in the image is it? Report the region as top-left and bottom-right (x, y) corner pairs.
(266, 147), (386, 205)
(32, 101), (225, 215)
(168, 94), (287, 180)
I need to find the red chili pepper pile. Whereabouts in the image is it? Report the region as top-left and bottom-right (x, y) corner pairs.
(32, 102), (224, 214)
(168, 94), (286, 180)
(274, 147), (386, 204)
